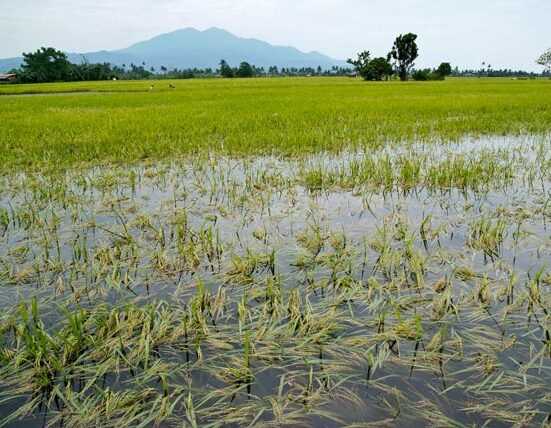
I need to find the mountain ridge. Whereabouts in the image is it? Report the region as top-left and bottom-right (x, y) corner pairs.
(0, 28), (348, 72)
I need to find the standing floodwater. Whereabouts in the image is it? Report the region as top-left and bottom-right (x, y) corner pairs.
(0, 136), (550, 427)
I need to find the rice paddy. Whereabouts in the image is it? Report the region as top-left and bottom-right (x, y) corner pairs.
(1, 78), (551, 427)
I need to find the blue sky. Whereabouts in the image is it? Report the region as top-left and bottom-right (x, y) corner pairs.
(1, 0), (549, 70)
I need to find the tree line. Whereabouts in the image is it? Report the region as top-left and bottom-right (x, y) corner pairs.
(6, 47), (355, 83)
(349, 34), (551, 81)
(5, 44), (551, 84)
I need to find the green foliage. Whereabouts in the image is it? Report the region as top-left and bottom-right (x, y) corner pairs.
(536, 48), (551, 73)
(236, 62), (254, 78)
(366, 57), (393, 81)
(388, 33), (419, 81)
(20, 47), (73, 83)
(412, 63), (453, 81)
(347, 50), (372, 79)
(436, 62), (452, 77)
(347, 52), (392, 81)
(412, 69), (433, 81)
(71, 60), (117, 81)
(219, 59), (234, 78)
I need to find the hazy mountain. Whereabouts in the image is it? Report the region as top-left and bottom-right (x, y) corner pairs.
(0, 57), (24, 73)
(0, 28), (348, 72)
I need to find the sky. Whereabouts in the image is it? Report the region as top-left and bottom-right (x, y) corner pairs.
(1, 0), (550, 71)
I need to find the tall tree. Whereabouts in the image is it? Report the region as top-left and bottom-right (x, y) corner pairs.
(387, 33), (419, 81)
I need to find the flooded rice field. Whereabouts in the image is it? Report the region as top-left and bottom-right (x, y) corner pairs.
(0, 136), (550, 427)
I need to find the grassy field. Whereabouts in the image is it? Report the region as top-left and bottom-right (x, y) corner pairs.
(1, 78), (551, 427)
(1, 77), (550, 172)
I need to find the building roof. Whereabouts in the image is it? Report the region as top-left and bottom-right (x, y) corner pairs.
(0, 73), (17, 80)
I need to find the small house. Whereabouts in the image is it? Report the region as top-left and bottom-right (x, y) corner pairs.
(0, 73), (17, 83)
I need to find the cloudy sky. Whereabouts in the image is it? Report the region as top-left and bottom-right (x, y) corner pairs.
(1, 0), (549, 71)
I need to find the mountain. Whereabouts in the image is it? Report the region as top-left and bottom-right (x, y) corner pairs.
(0, 57), (24, 72)
(0, 28), (348, 72)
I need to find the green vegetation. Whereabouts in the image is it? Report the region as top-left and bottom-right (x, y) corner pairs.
(537, 47), (551, 74)
(347, 51), (393, 81)
(388, 33), (419, 81)
(7, 47), (355, 83)
(1, 78), (551, 173)
(19, 47), (74, 83)
(348, 32), (419, 81)
(0, 77), (551, 426)
(412, 62), (453, 81)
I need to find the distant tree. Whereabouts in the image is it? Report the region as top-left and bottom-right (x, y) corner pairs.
(436, 62), (452, 77)
(219, 59), (234, 78)
(432, 62), (452, 80)
(77, 62), (114, 81)
(412, 63), (452, 81)
(536, 48), (551, 73)
(19, 47), (73, 83)
(160, 65), (167, 74)
(412, 68), (432, 81)
(387, 33), (419, 81)
(347, 50), (371, 79)
(366, 57), (393, 81)
(480, 61), (486, 77)
(236, 62), (254, 78)
(348, 52), (392, 81)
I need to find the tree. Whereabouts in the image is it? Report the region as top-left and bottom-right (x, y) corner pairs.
(366, 57), (393, 81)
(387, 33), (419, 81)
(235, 62), (254, 78)
(412, 68), (432, 81)
(433, 62), (452, 80)
(219, 59), (234, 78)
(348, 52), (392, 81)
(536, 48), (551, 74)
(20, 47), (73, 83)
(436, 62), (452, 77)
(347, 50), (371, 79)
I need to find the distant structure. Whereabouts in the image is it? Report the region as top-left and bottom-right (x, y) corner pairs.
(0, 73), (17, 83)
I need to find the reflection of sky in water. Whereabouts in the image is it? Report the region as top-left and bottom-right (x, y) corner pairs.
(0, 135), (550, 426)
